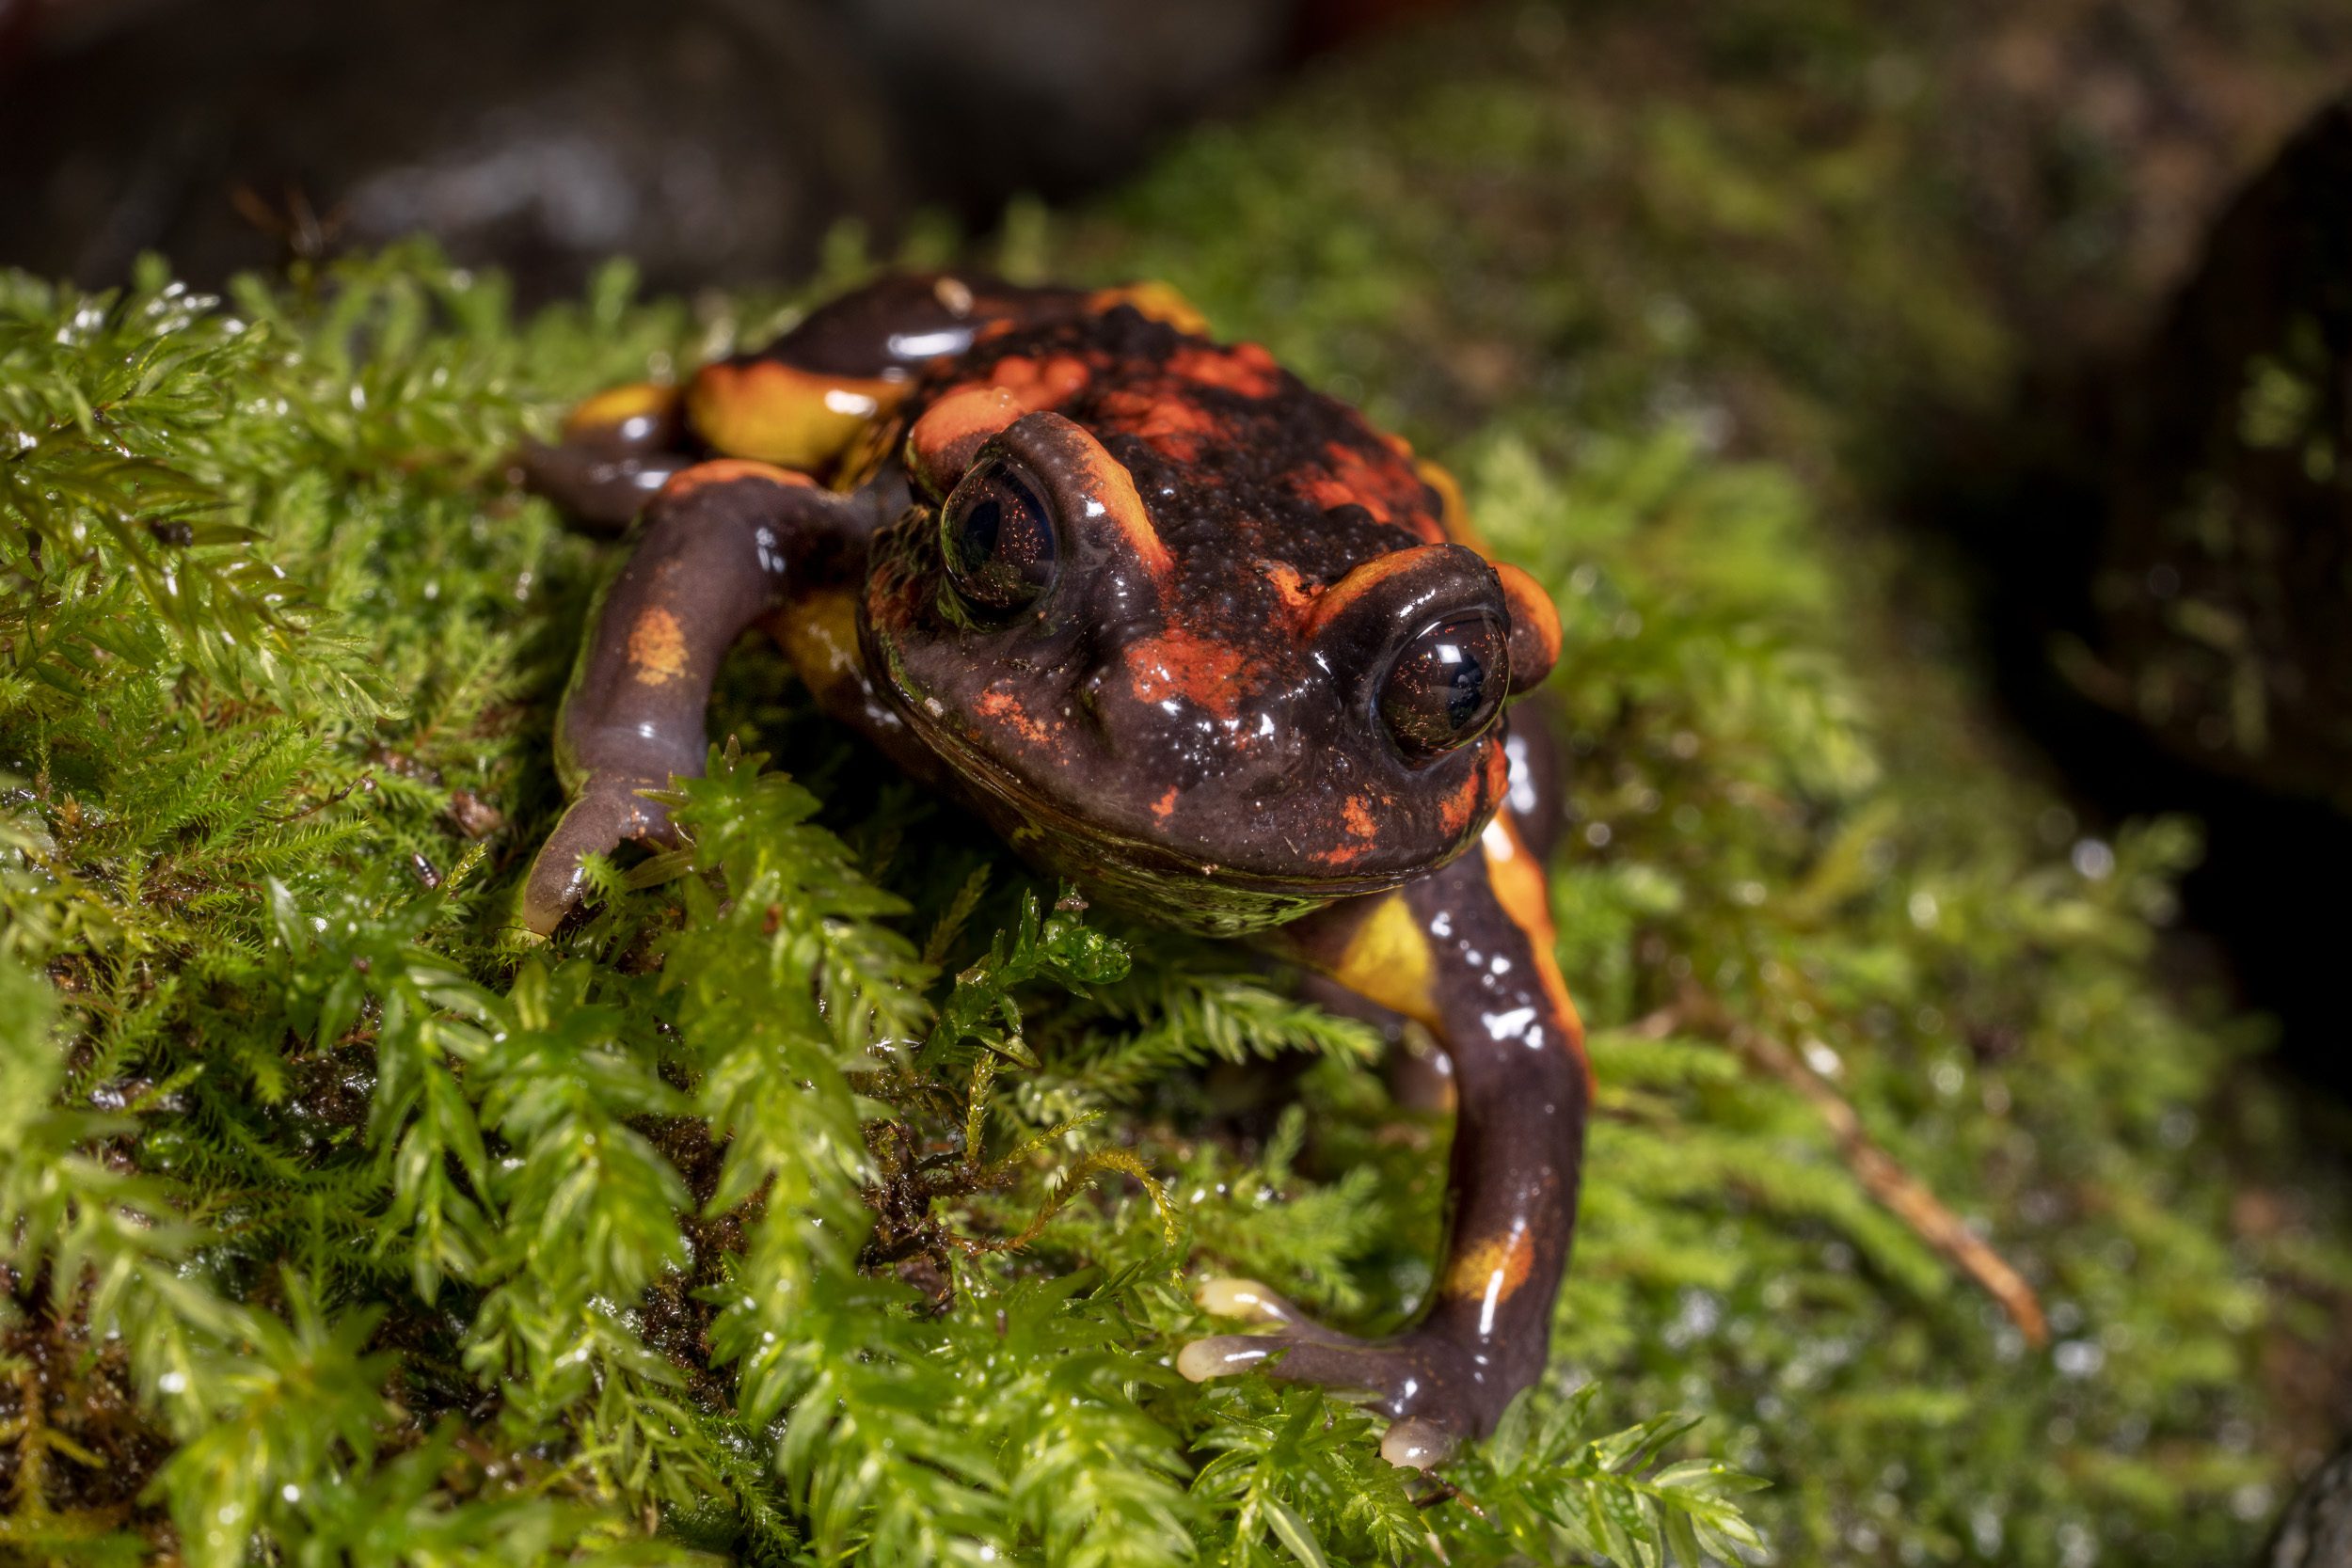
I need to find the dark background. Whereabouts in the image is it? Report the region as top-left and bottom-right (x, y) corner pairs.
(0, 0), (1447, 299)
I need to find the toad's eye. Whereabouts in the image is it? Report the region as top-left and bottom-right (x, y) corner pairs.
(1379, 612), (1509, 761)
(942, 458), (1057, 614)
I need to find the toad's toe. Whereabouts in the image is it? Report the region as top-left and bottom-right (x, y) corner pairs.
(1181, 1285), (1500, 1459)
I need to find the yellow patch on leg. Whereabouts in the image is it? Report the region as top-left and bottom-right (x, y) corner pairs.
(686, 360), (903, 470)
(1331, 893), (1438, 1027)
(769, 587), (862, 705)
(1441, 1225), (1536, 1301)
(564, 380), (680, 441)
(628, 608), (690, 685)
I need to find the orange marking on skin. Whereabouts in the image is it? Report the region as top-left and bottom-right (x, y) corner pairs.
(1094, 388), (1160, 423)
(1124, 629), (1254, 718)
(1169, 341), (1279, 398)
(1481, 815), (1588, 1078)
(1302, 439), (1454, 542)
(1495, 562), (1563, 690)
(1036, 355), (1092, 404)
(907, 385), (1025, 497)
(1441, 1226), (1536, 1300)
(1304, 544), (1454, 639)
(1046, 420), (1174, 584)
(989, 354), (1092, 411)
(659, 458), (814, 502)
(1302, 473), (1375, 516)
(1098, 387), (1216, 462)
(976, 688), (1053, 748)
(1152, 786), (1180, 823)
(1329, 443), (1404, 521)
(564, 380), (679, 438)
(1320, 794), (1382, 867)
(1088, 280), (1213, 336)
(686, 359), (901, 470)
(1416, 459), (1486, 548)
(1301, 455), (1441, 541)
(628, 608), (690, 685)
(1345, 440), (1455, 540)
(1482, 816), (1553, 948)
(1259, 562), (1318, 621)
(1439, 752), (1496, 837)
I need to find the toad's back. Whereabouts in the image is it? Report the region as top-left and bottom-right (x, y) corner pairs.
(864, 304), (1462, 585)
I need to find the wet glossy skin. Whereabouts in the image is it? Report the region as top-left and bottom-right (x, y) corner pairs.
(520, 274), (1590, 1464)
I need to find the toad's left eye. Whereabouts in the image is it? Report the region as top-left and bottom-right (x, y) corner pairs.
(942, 458), (1057, 614)
(1379, 612), (1509, 761)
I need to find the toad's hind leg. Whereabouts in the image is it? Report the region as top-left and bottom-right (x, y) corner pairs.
(519, 379), (695, 531)
(1188, 816), (1589, 1466)
(519, 461), (876, 936)
(523, 273), (1132, 528)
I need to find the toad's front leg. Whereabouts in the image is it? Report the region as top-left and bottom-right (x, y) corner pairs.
(520, 461), (882, 936)
(1184, 817), (1589, 1467)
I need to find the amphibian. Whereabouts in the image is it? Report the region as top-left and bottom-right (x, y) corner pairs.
(521, 273), (1587, 1466)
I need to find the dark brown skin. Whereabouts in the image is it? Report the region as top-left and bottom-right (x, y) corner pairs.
(519, 274), (1585, 1465)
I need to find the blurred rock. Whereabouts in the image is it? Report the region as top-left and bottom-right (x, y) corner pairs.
(2267, 1440), (2352, 1568)
(835, 0), (1293, 217)
(1919, 92), (2352, 1096)
(0, 0), (1311, 300)
(1, 0), (902, 296)
(2088, 94), (2352, 809)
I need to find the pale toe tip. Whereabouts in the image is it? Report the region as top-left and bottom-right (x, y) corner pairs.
(1379, 1417), (1459, 1471)
(1177, 1336), (1275, 1384)
(1194, 1276), (1297, 1323)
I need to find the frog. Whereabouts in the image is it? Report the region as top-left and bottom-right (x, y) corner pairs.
(519, 273), (1589, 1468)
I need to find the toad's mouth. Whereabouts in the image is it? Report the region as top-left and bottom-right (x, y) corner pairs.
(885, 688), (1438, 935)
(911, 705), (1418, 895)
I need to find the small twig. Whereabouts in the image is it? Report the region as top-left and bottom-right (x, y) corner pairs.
(262, 771), (373, 824)
(1661, 992), (2050, 1347)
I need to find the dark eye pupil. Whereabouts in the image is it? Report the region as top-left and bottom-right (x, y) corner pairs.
(1380, 613), (1508, 761)
(954, 497), (1002, 574)
(1442, 644), (1487, 728)
(941, 462), (1056, 613)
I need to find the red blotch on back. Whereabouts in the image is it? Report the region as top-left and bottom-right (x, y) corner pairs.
(1098, 387), (1219, 463)
(989, 354), (1093, 410)
(1168, 341), (1280, 399)
(1300, 440), (1448, 541)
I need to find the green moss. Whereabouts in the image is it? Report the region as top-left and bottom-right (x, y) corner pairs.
(2, 6), (2348, 1563)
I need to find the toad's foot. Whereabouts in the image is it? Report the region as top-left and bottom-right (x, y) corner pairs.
(518, 777), (679, 937)
(1178, 1277), (1502, 1469)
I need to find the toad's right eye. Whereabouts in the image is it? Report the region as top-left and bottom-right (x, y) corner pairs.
(1378, 611), (1509, 762)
